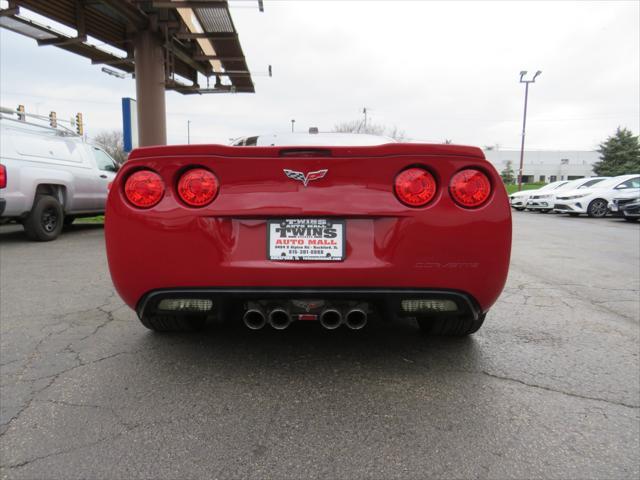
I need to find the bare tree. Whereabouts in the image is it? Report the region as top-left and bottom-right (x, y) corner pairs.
(92, 130), (127, 164)
(333, 120), (407, 142)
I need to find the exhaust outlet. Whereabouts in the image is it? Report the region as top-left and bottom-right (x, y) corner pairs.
(345, 309), (367, 330)
(243, 309), (267, 330)
(268, 308), (292, 330)
(319, 309), (342, 330)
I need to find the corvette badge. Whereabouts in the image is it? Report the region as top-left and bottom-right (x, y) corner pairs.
(283, 169), (328, 187)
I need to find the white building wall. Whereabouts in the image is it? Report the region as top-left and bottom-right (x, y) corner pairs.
(483, 150), (599, 183)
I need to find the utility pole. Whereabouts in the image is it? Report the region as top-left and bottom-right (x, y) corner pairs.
(187, 120), (191, 144)
(363, 107), (367, 130)
(517, 70), (542, 191)
(291, 119), (295, 133)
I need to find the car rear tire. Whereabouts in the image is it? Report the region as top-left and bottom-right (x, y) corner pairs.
(139, 314), (206, 332)
(587, 199), (608, 218)
(418, 313), (486, 336)
(23, 195), (64, 241)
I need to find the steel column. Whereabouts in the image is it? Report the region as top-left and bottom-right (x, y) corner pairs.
(134, 30), (167, 146)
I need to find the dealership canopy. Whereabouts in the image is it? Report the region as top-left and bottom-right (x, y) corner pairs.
(0, 0), (259, 145)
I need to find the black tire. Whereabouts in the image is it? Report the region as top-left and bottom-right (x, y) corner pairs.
(139, 314), (206, 332)
(587, 198), (608, 218)
(63, 216), (76, 226)
(539, 209), (551, 213)
(418, 313), (486, 336)
(23, 195), (64, 241)
(513, 207), (525, 211)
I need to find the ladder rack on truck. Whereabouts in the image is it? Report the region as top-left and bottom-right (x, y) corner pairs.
(0, 105), (82, 137)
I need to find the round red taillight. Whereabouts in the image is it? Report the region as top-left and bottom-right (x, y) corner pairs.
(124, 170), (164, 208)
(177, 168), (219, 207)
(394, 167), (437, 207)
(449, 169), (492, 207)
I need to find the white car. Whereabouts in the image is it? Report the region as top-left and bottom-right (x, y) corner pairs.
(526, 177), (609, 213)
(554, 174), (640, 217)
(509, 180), (569, 210)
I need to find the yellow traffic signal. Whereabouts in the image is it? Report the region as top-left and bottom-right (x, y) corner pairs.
(49, 111), (57, 128)
(75, 112), (83, 136)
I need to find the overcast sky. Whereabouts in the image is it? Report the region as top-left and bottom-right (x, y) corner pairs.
(1, 0), (638, 150)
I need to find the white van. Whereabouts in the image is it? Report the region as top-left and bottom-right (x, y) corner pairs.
(0, 109), (119, 241)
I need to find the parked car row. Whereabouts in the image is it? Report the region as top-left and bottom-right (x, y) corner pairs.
(509, 174), (640, 221)
(0, 109), (119, 240)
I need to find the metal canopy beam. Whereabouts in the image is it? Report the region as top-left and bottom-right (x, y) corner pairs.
(193, 55), (245, 61)
(152, 1), (228, 8)
(174, 32), (238, 40)
(37, 34), (87, 46)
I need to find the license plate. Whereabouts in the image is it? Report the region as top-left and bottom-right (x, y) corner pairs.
(268, 219), (345, 261)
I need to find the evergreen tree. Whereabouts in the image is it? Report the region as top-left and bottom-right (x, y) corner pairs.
(501, 160), (515, 184)
(593, 127), (640, 176)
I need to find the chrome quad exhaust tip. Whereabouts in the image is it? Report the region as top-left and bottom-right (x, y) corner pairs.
(243, 309), (267, 330)
(345, 309), (367, 330)
(268, 308), (292, 330)
(319, 309), (343, 330)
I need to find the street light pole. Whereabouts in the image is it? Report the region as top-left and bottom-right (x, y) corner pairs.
(517, 70), (542, 191)
(187, 120), (191, 144)
(291, 119), (295, 133)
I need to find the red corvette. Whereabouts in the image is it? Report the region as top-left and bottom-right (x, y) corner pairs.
(105, 133), (511, 336)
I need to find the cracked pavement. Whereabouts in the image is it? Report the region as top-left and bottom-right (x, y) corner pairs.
(1, 213), (639, 479)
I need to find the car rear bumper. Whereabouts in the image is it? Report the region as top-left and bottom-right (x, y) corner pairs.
(107, 214), (511, 314)
(137, 287), (483, 322)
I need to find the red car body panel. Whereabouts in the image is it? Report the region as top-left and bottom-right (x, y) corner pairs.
(105, 143), (511, 314)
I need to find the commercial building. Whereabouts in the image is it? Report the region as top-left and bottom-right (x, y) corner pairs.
(483, 149), (599, 183)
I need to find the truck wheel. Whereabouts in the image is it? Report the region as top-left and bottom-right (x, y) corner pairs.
(23, 195), (64, 241)
(418, 313), (486, 336)
(139, 314), (206, 332)
(587, 199), (608, 218)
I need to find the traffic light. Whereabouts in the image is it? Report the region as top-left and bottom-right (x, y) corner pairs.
(75, 112), (83, 136)
(49, 111), (57, 128)
(17, 104), (25, 121)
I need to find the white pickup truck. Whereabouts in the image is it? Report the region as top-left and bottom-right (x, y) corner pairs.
(0, 110), (119, 241)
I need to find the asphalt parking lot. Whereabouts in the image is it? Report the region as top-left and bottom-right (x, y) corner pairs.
(1, 213), (639, 479)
